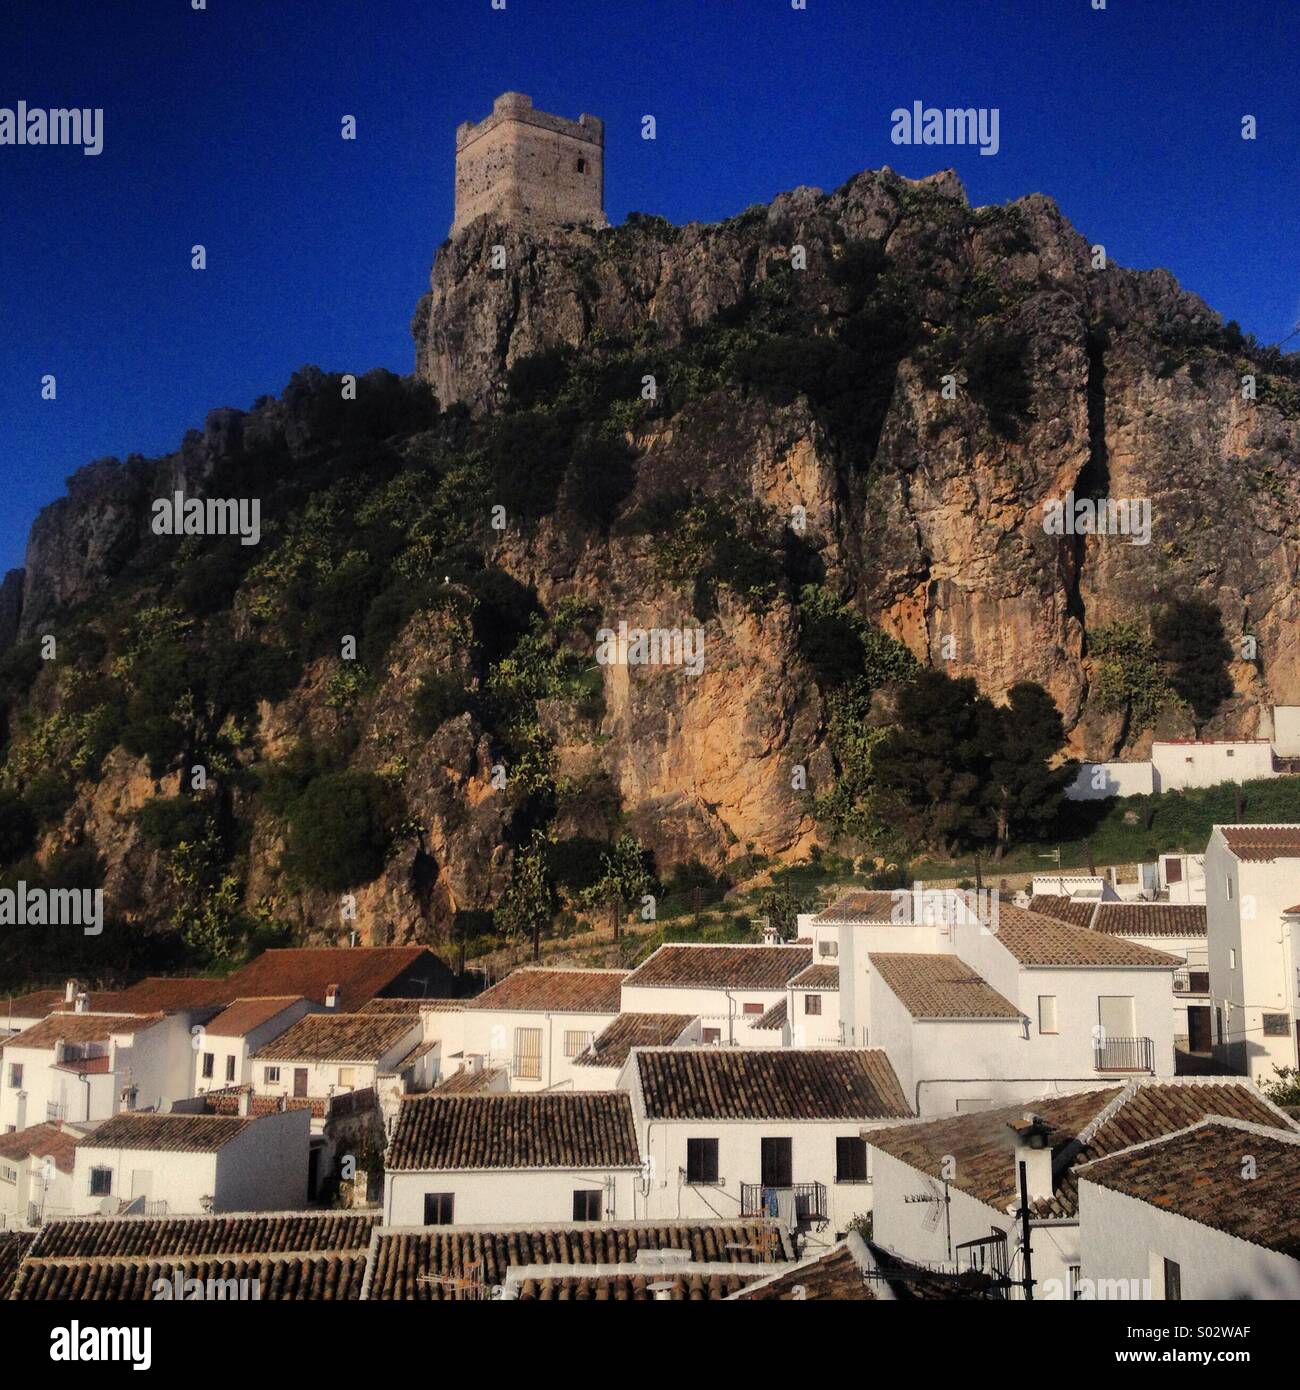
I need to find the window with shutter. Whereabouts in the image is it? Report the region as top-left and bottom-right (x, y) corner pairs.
(513, 1027), (543, 1079)
(835, 1136), (868, 1182)
(686, 1138), (719, 1184)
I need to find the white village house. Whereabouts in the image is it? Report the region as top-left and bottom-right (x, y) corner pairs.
(383, 1091), (643, 1227)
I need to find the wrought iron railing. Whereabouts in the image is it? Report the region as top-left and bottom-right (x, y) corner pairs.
(739, 1181), (827, 1224)
(1094, 1036), (1154, 1072)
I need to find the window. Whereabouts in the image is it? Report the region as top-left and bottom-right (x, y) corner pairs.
(835, 1136), (868, 1183)
(818, 940), (838, 958)
(513, 1027), (542, 1080)
(1262, 1013), (1290, 1037)
(1188, 971), (1210, 994)
(564, 1030), (594, 1059)
(804, 994), (822, 1016)
(338, 1067), (356, 1088)
(1067, 1264), (1083, 1301)
(742, 1002), (764, 1016)
(201, 1053), (214, 1079)
(1038, 996), (1058, 1035)
(7, 1063), (21, 1089)
(1229, 948), (1237, 970)
(423, 1192), (454, 1226)
(701, 1027), (721, 1044)
(1166, 857), (1183, 884)
(0, 1164), (17, 1184)
(89, 1167), (113, 1197)
(573, 1189), (602, 1221)
(264, 1066), (280, 1084)
(686, 1138), (719, 1184)
(225, 1055), (236, 1083)
(576, 157), (586, 173)
(1226, 877), (1233, 901)
(760, 1137), (793, 1188)
(1226, 748), (1235, 758)
(1163, 1257), (1182, 1301)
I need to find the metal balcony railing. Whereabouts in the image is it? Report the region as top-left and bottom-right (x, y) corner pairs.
(46, 1102), (65, 1122)
(739, 1181), (827, 1225)
(1094, 1036), (1155, 1073)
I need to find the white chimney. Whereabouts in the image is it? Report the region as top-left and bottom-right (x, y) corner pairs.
(325, 983), (340, 1010)
(1009, 1113), (1055, 1206)
(64, 979), (78, 1004)
(74, 992), (89, 1014)
(237, 1088), (251, 1117)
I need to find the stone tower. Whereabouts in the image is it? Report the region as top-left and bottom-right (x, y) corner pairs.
(451, 92), (606, 236)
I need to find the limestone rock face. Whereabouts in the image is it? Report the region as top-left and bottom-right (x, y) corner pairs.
(4, 163), (1299, 951)
(415, 165), (1300, 752)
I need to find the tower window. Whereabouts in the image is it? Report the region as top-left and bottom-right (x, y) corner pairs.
(576, 158), (586, 173)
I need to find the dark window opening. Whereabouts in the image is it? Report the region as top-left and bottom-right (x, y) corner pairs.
(760, 1136), (793, 1188)
(573, 1189), (602, 1221)
(836, 1136), (868, 1183)
(686, 1138), (720, 1185)
(576, 158), (586, 173)
(423, 1192), (454, 1226)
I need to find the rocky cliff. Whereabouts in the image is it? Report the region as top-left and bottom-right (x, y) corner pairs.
(2, 165), (1297, 970)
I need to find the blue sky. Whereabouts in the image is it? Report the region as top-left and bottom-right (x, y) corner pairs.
(1, 0), (1296, 572)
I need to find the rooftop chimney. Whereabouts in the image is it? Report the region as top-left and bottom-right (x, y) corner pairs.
(74, 992), (89, 1014)
(325, 983), (340, 1010)
(64, 979), (78, 1004)
(1008, 1113), (1056, 1206)
(237, 1087), (251, 1117)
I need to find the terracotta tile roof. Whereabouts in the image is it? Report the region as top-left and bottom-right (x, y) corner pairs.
(364, 1221), (787, 1299)
(1027, 894), (1097, 928)
(1091, 903), (1207, 937)
(1221, 825), (1300, 862)
(14, 1211), (377, 1302)
(1079, 1121), (1300, 1256)
(514, 1271), (757, 1300)
(464, 968), (626, 1014)
(255, 1012), (415, 1062)
(387, 1093), (641, 1171)
(78, 1111), (256, 1154)
(0, 1232), (34, 1300)
(634, 1047), (911, 1121)
(28, 1211), (376, 1260)
(573, 1013), (694, 1067)
(395, 1039), (437, 1070)
(1284, 903), (1300, 916)
(220, 946), (452, 1013)
(864, 1240), (1000, 1299)
(100, 977), (228, 1012)
(990, 903), (1182, 968)
(433, 1066), (506, 1095)
(0, 1121), (79, 1173)
(870, 953), (1024, 1020)
(814, 891), (908, 923)
(789, 964), (839, 990)
(752, 998), (788, 1030)
(1, 989), (64, 1021)
(734, 1243), (874, 1300)
(204, 996), (306, 1038)
(202, 1089), (328, 1119)
(623, 944), (811, 990)
(1, 1013), (161, 1050)
(868, 1080), (1299, 1219)
(11, 1253), (368, 1301)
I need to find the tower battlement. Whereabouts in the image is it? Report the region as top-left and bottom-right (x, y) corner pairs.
(451, 92), (606, 236)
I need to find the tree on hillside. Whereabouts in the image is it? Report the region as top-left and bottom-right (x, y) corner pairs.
(872, 669), (1072, 859)
(871, 670), (992, 857)
(581, 833), (654, 941)
(981, 683), (1076, 859)
(496, 828), (555, 961)
(1152, 597), (1234, 727)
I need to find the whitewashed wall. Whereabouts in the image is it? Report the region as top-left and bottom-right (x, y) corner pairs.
(459, 1008), (619, 1091)
(384, 1167), (638, 1225)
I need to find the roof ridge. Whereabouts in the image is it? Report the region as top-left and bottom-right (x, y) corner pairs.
(1075, 1112), (1300, 1174)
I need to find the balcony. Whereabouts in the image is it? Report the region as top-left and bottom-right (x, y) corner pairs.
(45, 1102), (66, 1122)
(1094, 1036), (1154, 1073)
(740, 1181), (827, 1227)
